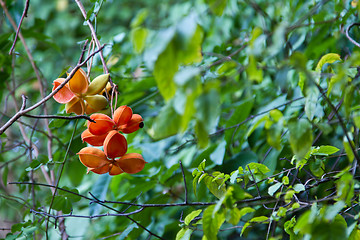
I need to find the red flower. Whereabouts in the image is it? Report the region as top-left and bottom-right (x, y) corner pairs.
(77, 131), (147, 175)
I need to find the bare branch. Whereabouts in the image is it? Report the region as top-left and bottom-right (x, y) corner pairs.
(345, 23), (360, 48)
(9, 0), (30, 54)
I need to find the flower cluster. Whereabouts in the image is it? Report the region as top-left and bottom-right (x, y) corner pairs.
(78, 106), (146, 175)
(52, 68), (109, 115)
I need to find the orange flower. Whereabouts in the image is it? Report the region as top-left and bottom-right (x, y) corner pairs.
(77, 131), (147, 175)
(52, 68), (109, 115)
(82, 106), (144, 146)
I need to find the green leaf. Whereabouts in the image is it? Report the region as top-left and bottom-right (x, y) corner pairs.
(160, 163), (180, 184)
(52, 195), (72, 214)
(343, 137), (355, 163)
(228, 208), (241, 225)
(315, 53), (341, 72)
(130, 9), (149, 28)
(184, 209), (202, 225)
(58, 66), (71, 77)
(118, 223), (138, 240)
(176, 228), (193, 240)
(336, 173), (354, 205)
(288, 118), (313, 160)
(203, 205), (225, 240)
(131, 27), (148, 53)
(293, 184), (305, 193)
(150, 100), (181, 140)
(282, 176), (289, 185)
(153, 41), (178, 100)
(239, 207), (255, 219)
(2, 166), (8, 186)
(304, 86), (319, 121)
(206, 0), (227, 15)
(203, 175), (226, 199)
(247, 55), (263, 83)
(314, 145), (340, 155)
(325, 201), (345, 220)
(268, 182), (282, 196)
(209, 140), (226, 165)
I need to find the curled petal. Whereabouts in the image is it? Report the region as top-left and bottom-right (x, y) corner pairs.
(87, 164), (111, 174)
(81, 129), (107, 146)
(68, 68), (89, 95)
(120, 114), (144, 134)
(104, 130), (127, 158)
(113, 105), (133, 126)
(77, 147), (109, 169)
(86, 74), (109, 95)
(84, 95), (108, 112)
(116, 153), (146, 174)
(52, 78), (75, 103)
(65, 97), (85, 115)
(88, 113), (115, 135)
(108, 163), (124, 176)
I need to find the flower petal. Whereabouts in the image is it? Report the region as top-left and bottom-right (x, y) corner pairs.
(81, 129), (107, 146)
(113, 105), (133, 126)
(87, 164), (111, 174)
(103, 130), (127, 158)
(120, 114), (144, 134)
(84, 95), (108, 111)
(52, 78), (75, 103)
(65, 97), (85, 115)
(116, 153), (146, 174)
(77, 147), (109, 169)
(68, 68), (89, 95)
(88, 113), (115, 135)
(86, 73), (109, 95)
(108, 163), (124, 176)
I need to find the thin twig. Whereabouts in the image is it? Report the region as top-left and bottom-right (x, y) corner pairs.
(179, 160), (189, 204)
(247, 165), (261, 197)
(345, 23), (360, 48)
(8, 0), (30, 54)
(23, 114), (94, 122)
(74, 0), (114, 87)
(31, 208), (144, 219)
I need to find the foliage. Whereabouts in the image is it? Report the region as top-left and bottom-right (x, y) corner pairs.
(1, 0), (360, 239)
